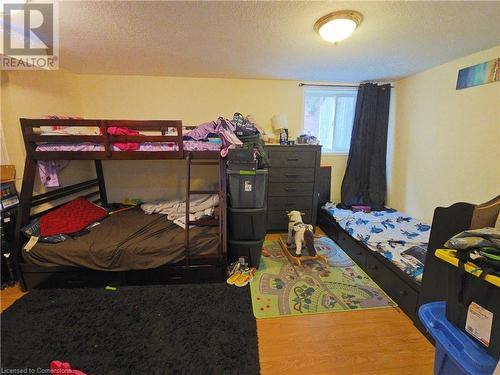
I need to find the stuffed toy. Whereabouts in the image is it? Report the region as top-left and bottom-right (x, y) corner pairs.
(286, 210), (316, 257)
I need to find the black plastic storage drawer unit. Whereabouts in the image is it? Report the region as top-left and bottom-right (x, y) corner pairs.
(228, 207), (266, 241)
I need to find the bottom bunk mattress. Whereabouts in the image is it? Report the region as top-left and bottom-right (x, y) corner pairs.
(323, 203), (431, 283)
(22, 208), (219, 270)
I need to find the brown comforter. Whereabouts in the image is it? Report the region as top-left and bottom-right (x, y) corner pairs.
(23, 208), (219, 270)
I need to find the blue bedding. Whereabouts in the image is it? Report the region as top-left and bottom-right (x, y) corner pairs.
(323, 203), (430, 283)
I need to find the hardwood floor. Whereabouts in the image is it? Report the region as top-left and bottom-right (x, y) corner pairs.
(257, 305), (433, 375)
(0, 230), (435, 374)
(0, 284), (26, 312)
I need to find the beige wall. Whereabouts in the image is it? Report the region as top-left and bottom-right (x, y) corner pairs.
(77, 75), (297, 201)
(1, 71), (347, 201)
(3, 45), (497, 215)
(1, 69), (95, 193)
(388, 45), (500, 222)
(0, 70), (5, 164)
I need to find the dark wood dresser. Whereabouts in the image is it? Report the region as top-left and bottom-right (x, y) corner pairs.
(264, 145), (322, 231)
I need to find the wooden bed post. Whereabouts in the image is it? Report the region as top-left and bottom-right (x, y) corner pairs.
(94, 160), (108, 207)
(185, 153), (192, 270)
(13, 157), (37, 290)
(418, 202), (475, 308)
(219, 157), (227, 268)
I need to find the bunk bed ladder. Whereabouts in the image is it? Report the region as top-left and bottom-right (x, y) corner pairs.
(185, 154), (222, 275)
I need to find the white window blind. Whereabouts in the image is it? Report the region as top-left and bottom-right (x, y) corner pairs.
(303, 88), (358, 153)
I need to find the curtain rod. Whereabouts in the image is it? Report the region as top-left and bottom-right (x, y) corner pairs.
(299, 83), (394, 89)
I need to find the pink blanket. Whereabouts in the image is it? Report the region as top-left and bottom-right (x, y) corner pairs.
(107, 126), (140, 151)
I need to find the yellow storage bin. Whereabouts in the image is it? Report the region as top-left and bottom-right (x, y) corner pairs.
(435, 249), (500, 287)
(435, 248), (499, 359)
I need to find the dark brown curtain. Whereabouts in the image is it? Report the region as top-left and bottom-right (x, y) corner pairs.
(339, 83), (391, 210)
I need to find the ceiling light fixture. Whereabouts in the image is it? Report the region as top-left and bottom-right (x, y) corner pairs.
(314, 10), (363, 44)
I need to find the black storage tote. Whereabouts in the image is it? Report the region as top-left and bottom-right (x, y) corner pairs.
(228, 239), (264, 268)
(228, 207), (266, 241)
(227, 169), (268, 208)
(227, 149), (257, 171)
(436, 249), (500, 359)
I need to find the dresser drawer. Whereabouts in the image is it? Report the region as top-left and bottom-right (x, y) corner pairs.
(268, 196), (313, 211)
(267, 210), (312, 231)
(268, 151), (316, 168)
(268, 182), (314, 196)
(269, 168), (315, 183)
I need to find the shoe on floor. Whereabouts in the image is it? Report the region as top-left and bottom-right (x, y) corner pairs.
(226, 262), (242, 285)
(234, 267), (256, 287)
(227, 271), (242, 285)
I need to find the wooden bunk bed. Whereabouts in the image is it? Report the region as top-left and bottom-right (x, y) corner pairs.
(14, 118), (228, 290)
(319, 195), (500, 330)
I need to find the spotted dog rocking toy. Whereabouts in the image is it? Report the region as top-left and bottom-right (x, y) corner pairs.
(278, 210), (328, 266)
(286, 210), (315, 256)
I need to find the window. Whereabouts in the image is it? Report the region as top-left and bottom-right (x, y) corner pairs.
(303, 88), (357, 153)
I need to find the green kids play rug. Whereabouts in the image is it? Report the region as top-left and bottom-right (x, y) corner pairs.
(250, 236), (396, 319)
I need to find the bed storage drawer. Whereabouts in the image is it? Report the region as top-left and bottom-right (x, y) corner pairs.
(318, 210), (340, 241)
(365, 256), (419, 318)
(338, 232), (367, 268)
(268, 151), (317, 168)
(267, 210), (312, 231)
(268, 182), (314, 197)
(269, 168), (315, 183)
(22, 269), (125, 289)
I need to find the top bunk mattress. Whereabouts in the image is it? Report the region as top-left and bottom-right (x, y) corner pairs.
(323, 203), (431, 283)
(22, 208), (219, 271)
(35, 140), (221, 152)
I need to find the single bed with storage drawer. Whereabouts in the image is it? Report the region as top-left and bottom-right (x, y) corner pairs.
(319, 195), (500, 332)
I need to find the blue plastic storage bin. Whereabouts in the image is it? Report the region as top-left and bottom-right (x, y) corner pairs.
(419, 302), (497, 375)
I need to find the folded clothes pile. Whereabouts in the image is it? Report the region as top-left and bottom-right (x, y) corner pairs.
(184, 117), (242, 157)
(445, 227), (500, 277)
(141, 194), (219, 229)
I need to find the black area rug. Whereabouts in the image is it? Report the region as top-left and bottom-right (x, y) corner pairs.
(1, 284), (259, 374)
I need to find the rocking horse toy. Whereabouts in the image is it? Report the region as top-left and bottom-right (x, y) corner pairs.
(278, 210), (328, 266)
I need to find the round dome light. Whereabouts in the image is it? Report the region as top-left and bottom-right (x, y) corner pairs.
(314, 10), (363, 44)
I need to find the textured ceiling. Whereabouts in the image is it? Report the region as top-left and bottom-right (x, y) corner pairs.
(58, 1), (500, 82)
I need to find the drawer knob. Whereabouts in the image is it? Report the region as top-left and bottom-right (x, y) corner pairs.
(399, 290), (408, 296)
(284, 187), (297, 192)
(287, 158), (299, 161)
(285, 174), (299, 178)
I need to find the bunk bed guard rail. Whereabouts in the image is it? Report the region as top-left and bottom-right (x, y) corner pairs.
(20, 118), (185, 160)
